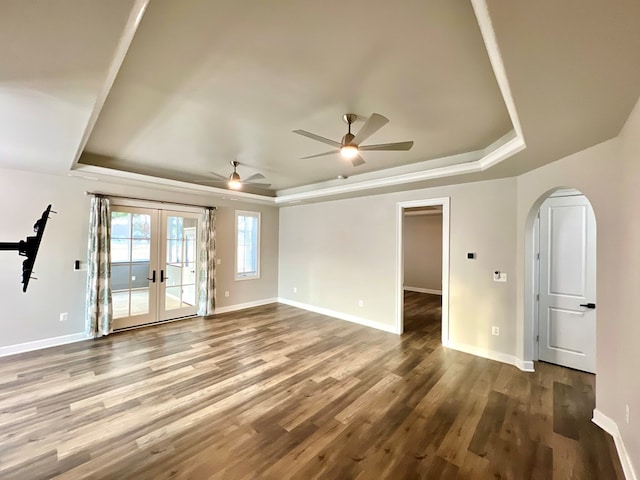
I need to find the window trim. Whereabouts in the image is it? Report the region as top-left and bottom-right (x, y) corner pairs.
(235, 210), (261, 281)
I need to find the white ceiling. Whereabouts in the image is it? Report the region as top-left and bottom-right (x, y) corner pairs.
(2, 0), (640, 204)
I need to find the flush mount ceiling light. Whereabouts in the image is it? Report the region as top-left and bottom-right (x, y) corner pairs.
(293, 113), (414, 167)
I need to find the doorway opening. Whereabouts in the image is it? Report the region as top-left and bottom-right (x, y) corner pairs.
(525, 188), (597, 373)
(396, 198), (449, 343)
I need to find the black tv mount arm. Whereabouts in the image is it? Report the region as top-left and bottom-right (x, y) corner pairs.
(0, 204), (55, 292)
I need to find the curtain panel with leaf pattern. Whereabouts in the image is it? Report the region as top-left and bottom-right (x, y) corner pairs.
(86, 196), (113, 337)
(198, 207), (216, 316)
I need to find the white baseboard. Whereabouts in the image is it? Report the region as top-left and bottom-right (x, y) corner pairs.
(443, 340), (534, 372)
(277, 297), (399, 334)
(214, 298), (278, 314)
(516, 358), (535, 372)
(404, 286), (442, 295)
(0, 332), (90, 358)
(593, 409), (637, 480)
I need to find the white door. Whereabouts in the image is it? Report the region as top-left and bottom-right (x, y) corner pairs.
(538, 194), (596, 373)
(111, 207), (200, 330)
(158, 212), (200, 321)
(111, 206), (159, 330)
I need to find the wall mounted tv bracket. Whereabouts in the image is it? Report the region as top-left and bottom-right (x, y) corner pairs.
(0, 205), (54, 292)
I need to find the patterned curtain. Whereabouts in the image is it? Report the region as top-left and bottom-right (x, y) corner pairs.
(198, 207), (216, 316)
(86, 196), (113, 337)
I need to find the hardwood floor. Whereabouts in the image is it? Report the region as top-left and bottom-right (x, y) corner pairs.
(0, 292), (623, 479)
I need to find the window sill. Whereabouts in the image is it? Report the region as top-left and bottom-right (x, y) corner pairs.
(235, 274), (261, 281)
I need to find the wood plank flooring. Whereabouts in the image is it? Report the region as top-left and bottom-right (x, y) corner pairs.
(0, 291), (623, 479)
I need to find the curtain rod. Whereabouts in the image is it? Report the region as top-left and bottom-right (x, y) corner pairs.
(84, 191), (216, 210)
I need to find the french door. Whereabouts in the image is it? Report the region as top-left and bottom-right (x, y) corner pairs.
(110, 206), (200, 330)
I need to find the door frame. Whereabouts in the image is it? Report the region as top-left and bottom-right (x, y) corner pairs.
(524, 188), (597, 366)
(110, 199), (204, 330)
(395, 197), (450, 342)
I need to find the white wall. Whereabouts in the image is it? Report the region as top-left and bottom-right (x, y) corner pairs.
(0, 171), (93, 348)
(403, 214), (443, 293)
(617, 96), (640, 472)
(279, 177), (517, 355)
(0, 168), (279, 350)
(214, 206), (279, 308)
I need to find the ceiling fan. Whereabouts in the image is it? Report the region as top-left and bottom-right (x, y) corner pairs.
(293, 113), (414, 167)
(201, 160), (271, 190)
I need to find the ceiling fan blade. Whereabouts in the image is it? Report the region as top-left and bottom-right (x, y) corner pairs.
(245, 182), (271, 188)
(351, 154), (366, 167)
(293, 130), (342, 148)
(359, 141), (414, 151)
(301, 150), (340, 159)
(207, 171), (229, 181)
(243, 173), (266, 182)
(352, 113), (389, 145)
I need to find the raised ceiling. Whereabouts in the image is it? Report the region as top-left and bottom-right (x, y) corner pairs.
(1, 0), (640, 204)
(79, 0), (512, 193)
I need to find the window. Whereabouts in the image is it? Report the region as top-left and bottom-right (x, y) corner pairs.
(235, 210), (261, 280)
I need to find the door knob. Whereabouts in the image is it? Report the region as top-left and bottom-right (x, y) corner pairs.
(147, 270), (156, 283)
(579, 303), (596, 309)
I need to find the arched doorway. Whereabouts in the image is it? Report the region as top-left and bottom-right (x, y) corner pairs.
(525, 188), (597, 373)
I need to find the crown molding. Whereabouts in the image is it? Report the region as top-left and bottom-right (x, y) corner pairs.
(70, 164), (277, 205)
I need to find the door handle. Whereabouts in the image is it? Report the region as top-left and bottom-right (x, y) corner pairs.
(147, 270), (156, 283)
(160, 270), (168, 283)
(579, 303), (596, 309)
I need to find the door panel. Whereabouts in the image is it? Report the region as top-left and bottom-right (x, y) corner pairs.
(111, 207), (159, 330)
(538, 195), (596, 373)
(548, 205), (587, 297)
(158, 212), (199, 321)
(548, 307), (590, 353)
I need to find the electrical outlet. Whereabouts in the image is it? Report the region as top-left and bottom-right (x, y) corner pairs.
(224, 291), (229, 298)
(132, 275), (136, 281)
(358, 299), (364, 307)
(492, 326), (499, 336)
(293, 287), (297, 293)
(216, 258), (221, 265)
(626, 404), (630, 424)
(59, 312), (68, 322)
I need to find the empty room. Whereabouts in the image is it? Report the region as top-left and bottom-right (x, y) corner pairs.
(1, 1), (639, 478)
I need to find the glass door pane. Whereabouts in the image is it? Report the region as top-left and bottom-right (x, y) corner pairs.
(159, 212), (199, 321)
(111, 207), (159, 330)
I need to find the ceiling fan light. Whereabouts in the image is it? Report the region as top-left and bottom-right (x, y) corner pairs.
(340, 145), (359, 159)
(228, 172), (241, 189)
